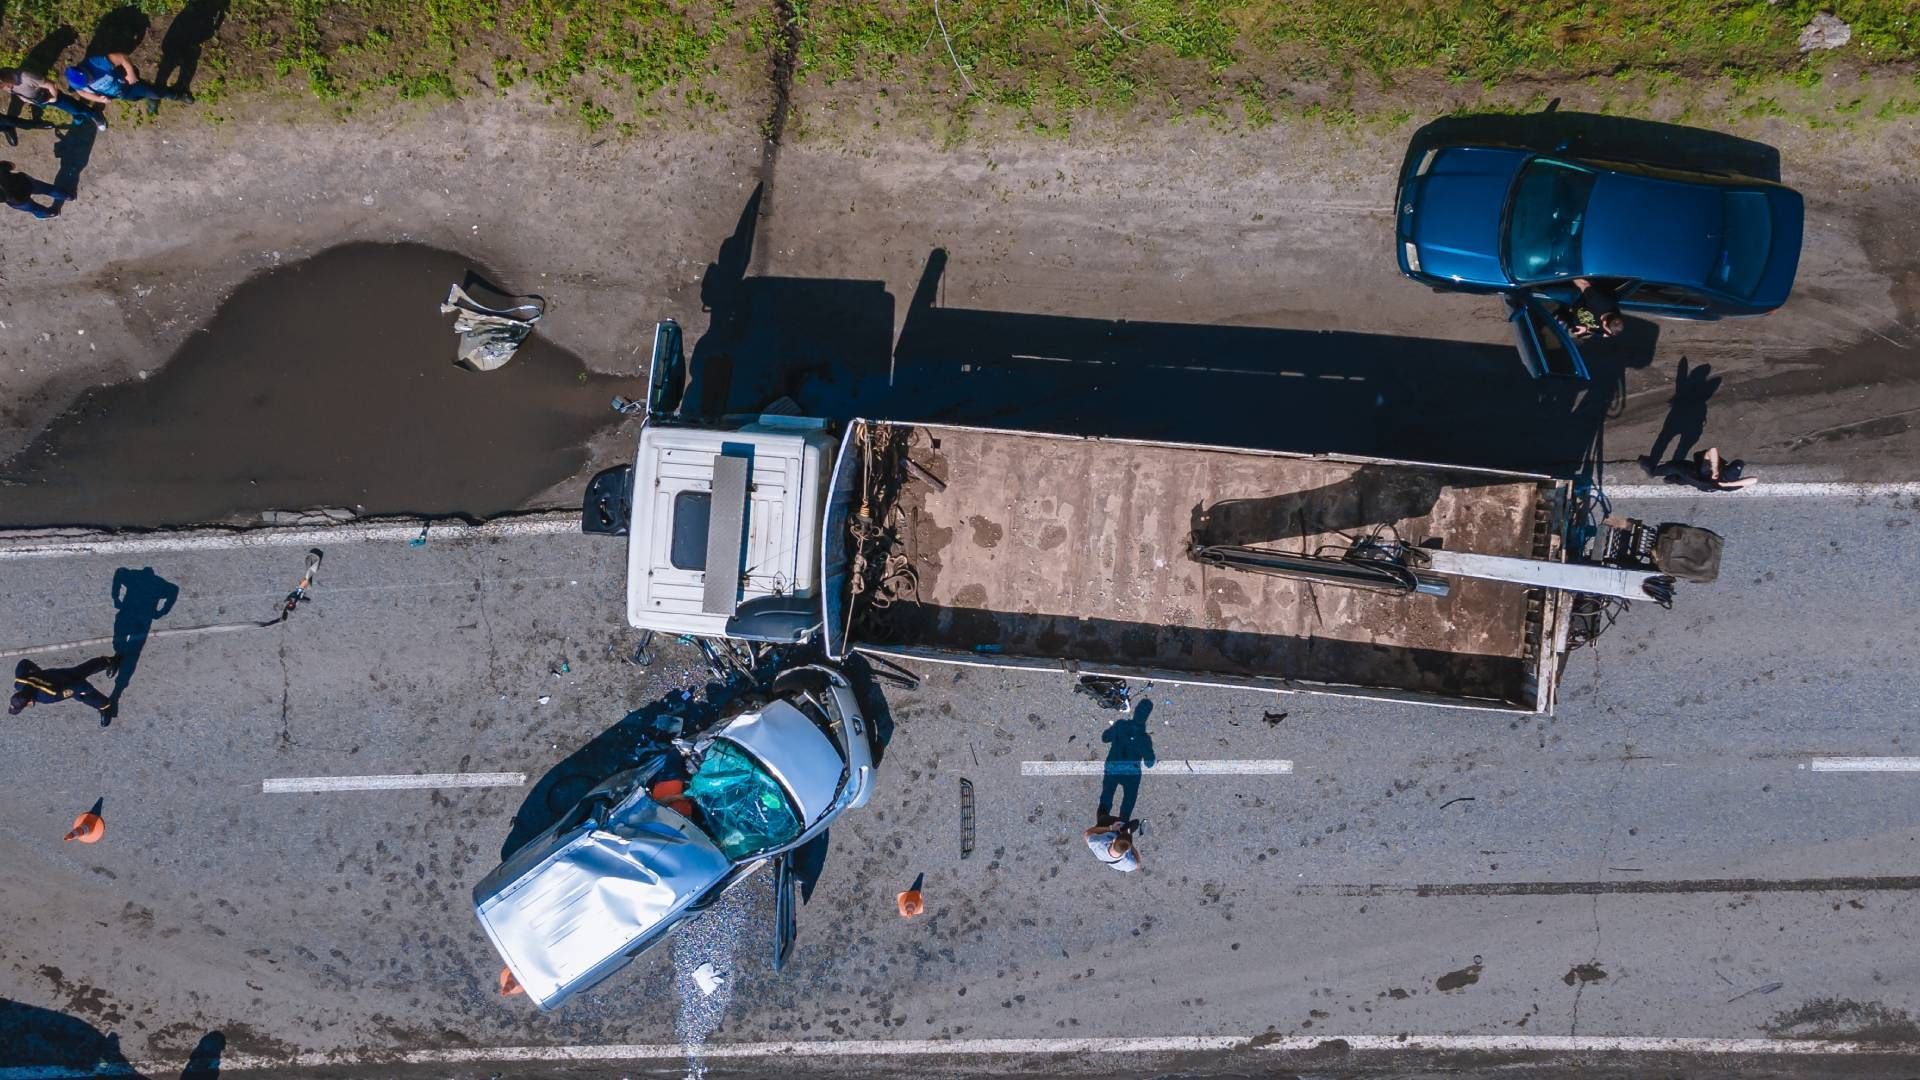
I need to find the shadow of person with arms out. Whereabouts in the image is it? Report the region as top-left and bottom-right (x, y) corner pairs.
(110, 566), (178, 710)
(1098, 698), (1156, 826)
(156, 0), (227, 99)
(1643, 357), (1721, 471)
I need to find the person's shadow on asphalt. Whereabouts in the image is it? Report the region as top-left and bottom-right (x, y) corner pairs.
(1099, 699), (1156, 826)
(110, 567), (178, 709)
(1646, 356), (1722, 469)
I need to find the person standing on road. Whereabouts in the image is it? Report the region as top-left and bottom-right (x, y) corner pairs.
(63, 52), (190, 125)
(1084, 820), (1140, 872)
(0, 67), (98, 129)
(10, 656), (121, 726)
(0, 160), (66, 218)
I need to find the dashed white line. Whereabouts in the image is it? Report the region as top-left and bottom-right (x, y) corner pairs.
(1806, 757), (1920, 773)
(9, 1032), (1914, 1077)
(262, 772), (527, 794)
(1021, 759), (1294, 777)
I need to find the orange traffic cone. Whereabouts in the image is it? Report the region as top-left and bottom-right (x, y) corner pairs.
(64, 813), (104, 844)
(498, 966), (524, 996)
(896, 872), (927, 918)
(64, 799), (105, 844)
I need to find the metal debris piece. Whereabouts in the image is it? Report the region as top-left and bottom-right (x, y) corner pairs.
(959, 778), (976, 859)
(441, 283), (546, 372)
(1073, 675), (1131, 711)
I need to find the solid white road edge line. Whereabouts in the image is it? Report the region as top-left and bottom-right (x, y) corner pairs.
(0, 511), (580, 561)
(1806, 757), (1920, 772)
(12, 1033), (1915, 1077)
(1604, 481), (1920, 500)
(261, 772), (527, 794)
(1021, 759), (1294, 776)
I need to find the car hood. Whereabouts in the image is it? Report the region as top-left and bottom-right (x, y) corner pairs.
(475, 797), (731, 1009)
(1579, 172), (1724, 288)
(1402, 146), (1528, 286)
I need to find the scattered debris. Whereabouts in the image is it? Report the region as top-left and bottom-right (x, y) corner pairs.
(1437, 958), (1483, 992)
(690, 962), (726, 996)
(408, 524), (430, 548)
(959, 779), (976, 859)
(536, 695), (551, 706)
(1262, 710), (1288, 727)
(1728, 981), (1784, 1004)
(550, 660), (570, 678)
(1563, 963), (1609, 986)
(1438, 796), (1476, 810)
(1798, 11), (1851, 51)
(441, 283), (546, 372)
(1074, 675), (1131, 711)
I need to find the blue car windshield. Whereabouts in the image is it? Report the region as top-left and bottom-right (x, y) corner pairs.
(1503, 159), (1598, 283)
(1715, 191), (1773, 298)
(686, 740), (803, 861)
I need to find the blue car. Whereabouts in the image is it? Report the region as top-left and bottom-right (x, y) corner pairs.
(1395, 144), (1803, 378)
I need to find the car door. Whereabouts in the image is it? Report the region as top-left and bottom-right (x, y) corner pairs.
(1504, 294), (1590, 380)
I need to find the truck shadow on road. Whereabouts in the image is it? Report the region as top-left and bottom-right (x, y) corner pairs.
(0, 997), (222, 1078)
(683, 242), (1658, 479)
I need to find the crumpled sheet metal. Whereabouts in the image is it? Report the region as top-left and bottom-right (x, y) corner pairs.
(441, 283), (546, 372)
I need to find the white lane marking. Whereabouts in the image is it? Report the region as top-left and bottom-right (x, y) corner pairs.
(14, 1032), (1916, 1076)
(0, 511), (579, 561)
(262, 772), (526, 794)
(1021, 759), (1294, 776)
(1806, 757), (1920, 772)
(1605, 481), (1920, 500)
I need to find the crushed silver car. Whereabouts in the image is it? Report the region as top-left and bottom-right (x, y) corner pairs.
(474, 663), (874, 1010)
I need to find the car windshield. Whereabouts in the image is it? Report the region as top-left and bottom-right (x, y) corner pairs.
(1715, 191), (1773, 298)
(1503, 158), (1598, 283)
(686, 740), (803, 861)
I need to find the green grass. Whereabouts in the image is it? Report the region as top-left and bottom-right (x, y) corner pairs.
(0, 0), (749, 122)
(2, 0), (1917, 132)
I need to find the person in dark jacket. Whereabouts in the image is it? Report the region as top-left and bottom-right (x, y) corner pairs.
(10, 655), (120, 725)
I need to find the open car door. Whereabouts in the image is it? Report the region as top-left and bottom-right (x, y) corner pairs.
(772, 850), (797, 972)
(1505, 294), (1590, 381)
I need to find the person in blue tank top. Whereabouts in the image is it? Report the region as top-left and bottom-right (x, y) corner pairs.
(62, 52), (191, 129)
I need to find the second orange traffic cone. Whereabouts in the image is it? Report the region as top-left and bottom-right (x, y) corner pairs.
(896, 872), (926, 918)
(64, 799), (105, 844)
(499, 966), (524, 996)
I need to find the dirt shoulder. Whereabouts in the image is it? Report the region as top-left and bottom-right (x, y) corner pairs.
(2, 75), (1917, 526)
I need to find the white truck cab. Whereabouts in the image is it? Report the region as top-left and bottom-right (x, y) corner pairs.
(622, 418), (834, 640)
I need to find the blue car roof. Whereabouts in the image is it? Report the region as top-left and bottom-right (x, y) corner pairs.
(1577, 171), (1725, 290)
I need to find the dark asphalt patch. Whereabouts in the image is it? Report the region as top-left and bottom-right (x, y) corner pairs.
(0, 243), (641, 528)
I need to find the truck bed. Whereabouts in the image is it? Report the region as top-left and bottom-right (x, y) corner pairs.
(851, 423), (1564, 710)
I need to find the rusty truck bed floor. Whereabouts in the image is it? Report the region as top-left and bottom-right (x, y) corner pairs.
(872, 425), (1557, 707)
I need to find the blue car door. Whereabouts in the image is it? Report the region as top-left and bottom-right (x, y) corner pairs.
(1504, 294), (1590, 381)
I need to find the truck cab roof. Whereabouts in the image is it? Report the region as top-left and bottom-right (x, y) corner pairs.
(625, 419), (833, 639)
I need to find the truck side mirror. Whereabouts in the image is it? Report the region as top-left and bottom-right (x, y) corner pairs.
(581, 465), (634, 536)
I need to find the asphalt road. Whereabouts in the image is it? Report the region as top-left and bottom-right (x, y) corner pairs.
(3, 488), (1919, 1078)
